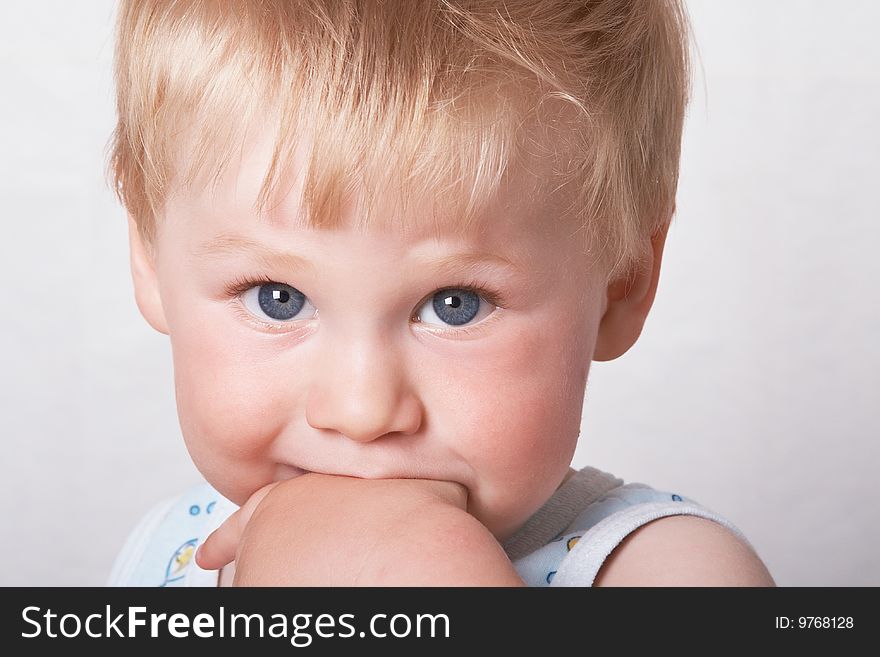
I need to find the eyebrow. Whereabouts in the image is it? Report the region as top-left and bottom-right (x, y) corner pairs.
(194, 234), (315, 273)
(193, 233), (522, 277)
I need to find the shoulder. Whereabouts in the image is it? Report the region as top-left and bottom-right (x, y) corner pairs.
(593, 514), (775, 587)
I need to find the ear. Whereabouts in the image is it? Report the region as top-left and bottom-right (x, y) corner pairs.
(128, 215), (169, 335)
(593, 219), (670, 362)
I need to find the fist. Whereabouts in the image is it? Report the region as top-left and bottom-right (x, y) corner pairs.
(223, 473), (494, 586)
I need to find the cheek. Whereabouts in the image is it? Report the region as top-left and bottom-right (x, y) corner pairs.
(449, 318), (591, 481)
(170, 326), (289, 501)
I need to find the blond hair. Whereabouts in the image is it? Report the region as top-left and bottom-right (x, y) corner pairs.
(106, 0), (692, 282)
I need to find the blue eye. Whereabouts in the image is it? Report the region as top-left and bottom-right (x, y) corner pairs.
(242, 282), (316, 322)
(422, 288), (483, 326)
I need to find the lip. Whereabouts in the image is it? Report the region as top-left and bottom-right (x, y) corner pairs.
(276, 464), (310, 479)
(276, 463), (465, 491)
(274, 463), (470, 511)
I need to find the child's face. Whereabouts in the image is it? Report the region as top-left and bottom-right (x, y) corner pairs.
(134, 127), (619, 541)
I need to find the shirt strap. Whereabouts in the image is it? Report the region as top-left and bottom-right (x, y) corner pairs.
(502, 466), (624, 562)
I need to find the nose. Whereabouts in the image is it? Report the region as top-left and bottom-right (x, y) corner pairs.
(305, 333), (423, 443)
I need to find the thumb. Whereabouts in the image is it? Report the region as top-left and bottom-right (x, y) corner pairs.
(194, 481), (281, 571)
(195, 508), (243, 571)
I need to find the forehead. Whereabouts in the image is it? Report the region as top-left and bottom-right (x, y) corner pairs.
(166, 116), (578, 269)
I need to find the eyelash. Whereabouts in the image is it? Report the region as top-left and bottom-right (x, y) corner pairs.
(223, 274), (508, 333)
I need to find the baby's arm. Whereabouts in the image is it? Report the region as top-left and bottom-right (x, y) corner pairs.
(593, 515), (776, 586)
(199, 473), (524, 586)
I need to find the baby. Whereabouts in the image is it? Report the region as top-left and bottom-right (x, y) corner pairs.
(106, 0), (773, 587)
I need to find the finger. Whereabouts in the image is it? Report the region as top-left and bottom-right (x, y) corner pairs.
(195, 509), (243, 571)
(195, 482), (281, 571)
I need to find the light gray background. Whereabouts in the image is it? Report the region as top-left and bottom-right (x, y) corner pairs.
(1, 1), (877, 586)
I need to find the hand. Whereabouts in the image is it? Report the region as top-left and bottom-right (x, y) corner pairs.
(226, 473), (524, 586)
(194, 475), (466, 572)
(194, 480), (281, 571)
